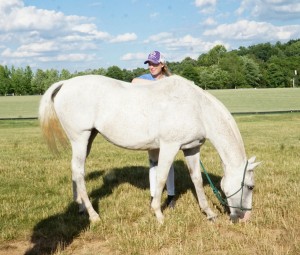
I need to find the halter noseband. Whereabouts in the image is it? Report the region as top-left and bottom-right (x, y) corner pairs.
(200, 160), (252, 211)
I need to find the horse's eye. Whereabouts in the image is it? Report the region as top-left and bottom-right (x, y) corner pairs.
(247, 185), (255, 191)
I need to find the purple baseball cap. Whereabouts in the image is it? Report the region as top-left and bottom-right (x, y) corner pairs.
(144, 51), (165, 64)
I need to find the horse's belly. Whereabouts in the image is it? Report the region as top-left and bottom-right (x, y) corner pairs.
(97, 119), (160, 150)
(180, 139), (205, 150)
(101, 132), (159, 150)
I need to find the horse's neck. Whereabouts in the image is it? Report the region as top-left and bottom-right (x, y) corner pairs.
(202, 92), (246, 170)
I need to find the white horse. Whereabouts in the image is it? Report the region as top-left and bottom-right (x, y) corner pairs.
(39, 74), (260, 224)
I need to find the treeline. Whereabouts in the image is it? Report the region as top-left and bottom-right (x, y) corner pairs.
(0, 39), (299, 95)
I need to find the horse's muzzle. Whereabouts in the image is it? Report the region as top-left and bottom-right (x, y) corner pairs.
(230, 211), (251, 223)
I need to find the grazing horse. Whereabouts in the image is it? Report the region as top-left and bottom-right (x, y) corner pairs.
(39, 74), (260, 223)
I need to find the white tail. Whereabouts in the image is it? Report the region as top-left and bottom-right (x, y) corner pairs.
(39, 82), (68, 152)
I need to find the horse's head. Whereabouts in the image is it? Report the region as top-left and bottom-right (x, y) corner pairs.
(221, 156), (260, 223)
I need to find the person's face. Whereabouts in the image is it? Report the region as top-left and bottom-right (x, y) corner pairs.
(148, 62), (164, 77)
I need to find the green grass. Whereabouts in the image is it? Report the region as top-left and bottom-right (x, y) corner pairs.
(0, 95), (41, 118)
(0, 114), (300, 255)
(210, 87), (300, 113)
(1, 87), (300, 118)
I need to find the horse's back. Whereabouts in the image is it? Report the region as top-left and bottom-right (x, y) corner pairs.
(52, 75), (208, 150)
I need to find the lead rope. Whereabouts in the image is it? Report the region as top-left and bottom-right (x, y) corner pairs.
(200, 160), (251, 211)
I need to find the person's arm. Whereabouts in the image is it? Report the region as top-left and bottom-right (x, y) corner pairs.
(131, 77), (153, 84)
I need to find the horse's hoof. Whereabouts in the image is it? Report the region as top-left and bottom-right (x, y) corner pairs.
(157, 218), (164, 224)
(156, 214), (164, 224)
(79, 210), (86, 216)
(207, 214), (218, 222)
(162, 195), (176, 210)
(207, 212), (218, 222)
(90, 213), (100, 222)
(78, 203), (87, 214)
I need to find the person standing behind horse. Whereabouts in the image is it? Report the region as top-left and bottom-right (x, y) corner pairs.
(132, 50), (175, 208)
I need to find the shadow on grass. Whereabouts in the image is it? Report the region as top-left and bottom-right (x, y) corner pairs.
(88, 160), (223, 215)
(25, 160), (222, 255)
(24, 202), (90, 255)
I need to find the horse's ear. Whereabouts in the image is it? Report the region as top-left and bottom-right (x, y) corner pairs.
(247, 156), (261, 171)
(248, 156), (256, 163)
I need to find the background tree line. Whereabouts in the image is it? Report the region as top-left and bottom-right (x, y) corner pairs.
(0, 39), (299, 96)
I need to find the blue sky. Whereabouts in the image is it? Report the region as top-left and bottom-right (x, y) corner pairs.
(1, 0), (300, 72)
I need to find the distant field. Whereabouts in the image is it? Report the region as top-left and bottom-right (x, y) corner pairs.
(210, 88), (300, 113)
(0, 87), (300, 118)
(0, 95), (41, 118)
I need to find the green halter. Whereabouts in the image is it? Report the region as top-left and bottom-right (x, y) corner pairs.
(200, 160), (252, 211)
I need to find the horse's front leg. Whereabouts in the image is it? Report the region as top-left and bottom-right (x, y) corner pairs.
(183, 147), (217, 221)
(71, 138), (100, 222)
(152, 142), (179, 224)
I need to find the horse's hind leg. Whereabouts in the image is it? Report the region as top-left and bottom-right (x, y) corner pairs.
(71, 131), (100, 222)
(183, 147), (217, 221)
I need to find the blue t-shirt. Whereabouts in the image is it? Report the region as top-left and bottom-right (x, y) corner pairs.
(138, 73), (155, 80)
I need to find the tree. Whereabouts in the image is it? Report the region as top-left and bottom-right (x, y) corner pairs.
(0, 65), (12, 95)
(181, 64), (200, 85)
(45, 69), (59, 90)
(31, 69), (47, 94)
(131, 67), (148, 78)
(241, 56), (262, 88)
(10, 67), (24, 95)
(93, 68), (107, 76)
(167, 61), (182, 75)
(198, 45), (227, 66)
(219, 53), (246, 88)
(106, 66), (123, 80)
(198, 66), (230, 89)
(266, 62), (288, 87)
(60, 69), (72, 80)
(122, 69), (134, 82)
(284, 40), (300, 56)
(247, 43), (279, 62)
(24, 66), (33, 94)
(181, 57), (198, 67)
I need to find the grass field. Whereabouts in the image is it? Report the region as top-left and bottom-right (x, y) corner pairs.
(0, 96), (41, 118)
(210, 87), (300, 113)
(0, 112), (299, 254)
(0, 87), (300, 118)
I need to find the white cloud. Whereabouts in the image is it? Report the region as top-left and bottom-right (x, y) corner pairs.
(0, 4), (66, 32)
(109, 33), (137, 43)
(1, 0), (299, 71)
(38, 53), (95, 62)
(194, 0), (216, 7)
(18, 41), (59, 53)
(144, 33), (227, 57)
(144, 32), (173, 43)
(1, 48), (41, 58)
(203, 19), (300, 41)
(0, 1), (110, 45)
(121, 52), (146, 61)
(163, 35), (226, 52)
(194, 0), (217, 13)
(150, 12), (159, 18)
(0, 0), (23, 13)
(203, 17), (217, 26)
(0, 0), (138, 67)
(237, 0), (300, 20)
